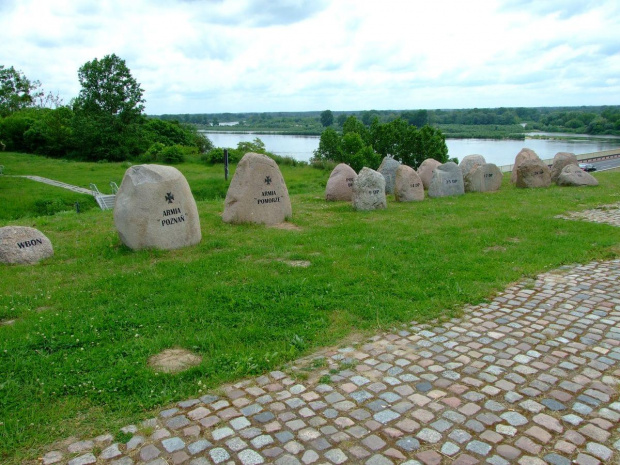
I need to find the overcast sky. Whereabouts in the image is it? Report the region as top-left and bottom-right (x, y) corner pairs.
(1, 0), (619, 115)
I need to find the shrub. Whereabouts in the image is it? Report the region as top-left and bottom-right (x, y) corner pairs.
(160, 145), (185, 164)
(142, 142), (165, 162)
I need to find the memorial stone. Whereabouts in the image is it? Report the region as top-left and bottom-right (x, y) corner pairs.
(377, 156), (401, 194)
(511, 148), (540, 184)
(464, 163), (503, 193)
(556, 164), (599, 187)
(394, 165), (424, 202)
(428, 162), (465, 198)
(0, 226), (54, 264)
(417, 158), (442, 189)
(459, 154), (486, 177)
(223, 152), (292, 225)
(114, 164), (201, 250)
(515, 159), (551, 188)
(550, 152), (578, 183)
(352, 167), (387, 211)
(325, 163), (357, 201)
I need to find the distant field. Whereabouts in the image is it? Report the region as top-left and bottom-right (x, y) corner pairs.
(0, 152), (619, 463)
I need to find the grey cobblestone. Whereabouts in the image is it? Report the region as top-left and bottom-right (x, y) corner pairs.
(38, 241), (620, 465)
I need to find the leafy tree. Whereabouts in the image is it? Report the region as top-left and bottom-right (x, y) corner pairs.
(342, 115), (369, 144)
(71, 54), (146, 160)
(0, 66), (42, 117)
(23, 107), (74, 157)
(312, 127), (342, 162)
(74, 54), (145, 122)
(320, 109), (334, 127)
(336, 113), (347, 127)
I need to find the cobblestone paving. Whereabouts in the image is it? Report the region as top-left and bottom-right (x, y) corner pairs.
(556, 202), (620, 228)
(40, 259), (620, 465)
(41, 205), (620, 465)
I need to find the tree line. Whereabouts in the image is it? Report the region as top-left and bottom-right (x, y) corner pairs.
(0, 57), (210, 163)
(157, 106), (620, 137)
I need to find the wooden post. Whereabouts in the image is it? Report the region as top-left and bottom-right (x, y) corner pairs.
(224, 149), (229, 180)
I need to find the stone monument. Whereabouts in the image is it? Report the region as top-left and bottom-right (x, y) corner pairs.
(325, 163), (357, 201)
(550, 152), (578, 183)
(515, 159), (552, 188)
(0, 226), (54, 264)
(556, 164), (599, 187)
(464, 163), (503, 193)
(417, 158), (442, 189)
(114, 164), (201, 250)
(459, 154), (486, 178)
(377, 156), (401, 194)
(428, 162), (465, 198)
(511, 148), (540, 184)
(394, 165), (424, 202)
(352, 167), (387, 211)
(223, 152), (292, 225)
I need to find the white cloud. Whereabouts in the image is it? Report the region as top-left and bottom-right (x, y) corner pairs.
(0, 0), (618, 113)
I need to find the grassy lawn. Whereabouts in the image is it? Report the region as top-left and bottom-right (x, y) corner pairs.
(0, 152), (619, 463)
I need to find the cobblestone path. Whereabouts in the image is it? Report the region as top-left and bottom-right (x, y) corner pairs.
(556, 202), (620, 228)
(41, 212), (620, 465)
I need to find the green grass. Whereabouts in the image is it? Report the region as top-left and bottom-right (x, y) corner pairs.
(1, 152), (619, 463)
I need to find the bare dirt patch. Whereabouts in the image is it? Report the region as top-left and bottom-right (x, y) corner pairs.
(148, 348), (202, 374)
(279, 259), (311, 268)
(268, 222), (302, 231)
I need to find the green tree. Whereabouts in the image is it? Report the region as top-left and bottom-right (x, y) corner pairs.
(71, 54), (146, 160)
(312, 127), (341, 162)
(320, 109), (334, 127)
(74, 54), (145, 122)
(0, 66), (42, 117)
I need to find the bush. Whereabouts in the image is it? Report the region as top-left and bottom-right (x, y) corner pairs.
(160, 145), (184, 164)
(202, 147), (240, 164)
(34, 198), (72, 216)
(142, 142), (165, 162)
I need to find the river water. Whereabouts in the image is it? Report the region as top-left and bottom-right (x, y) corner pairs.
(203, 132), (620, 167)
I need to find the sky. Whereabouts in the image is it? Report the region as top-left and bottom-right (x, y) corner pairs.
(1, 0), (619, 115)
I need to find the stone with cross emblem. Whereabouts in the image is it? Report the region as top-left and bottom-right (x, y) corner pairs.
(114, 164), (201, 250)
(223, 152), (292, 225)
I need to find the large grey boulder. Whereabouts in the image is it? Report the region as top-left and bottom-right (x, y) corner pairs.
(0, 226), (54, 264)
(417, 158), (442, 189)
(459, 154), (486, 178)
(556, 164), (599, 187)
(550, 152), (578, 183)
(325, 163), (357, 201)
(223, 152), (292, 225)
(352, 167), (387, 211)
(464, 163), (503, 193)
(394, 165), (424, 202)
(114, 164), (201, 250)
(428, 162), (465, 198)
(515, 159), (551, 188)
(377, 156), (401, 194)
(511, 148), (540, 184)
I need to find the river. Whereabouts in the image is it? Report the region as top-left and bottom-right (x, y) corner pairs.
(202, 132), (620, 167)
